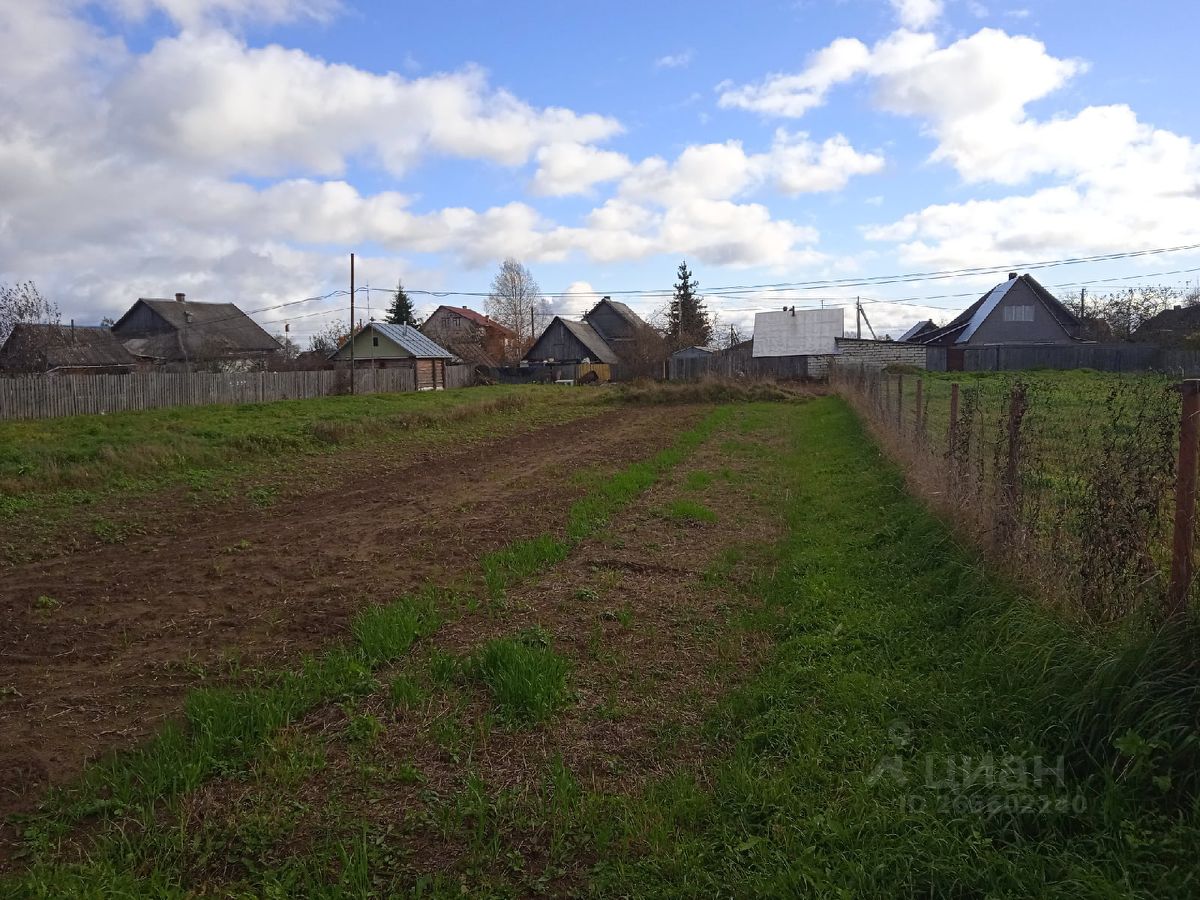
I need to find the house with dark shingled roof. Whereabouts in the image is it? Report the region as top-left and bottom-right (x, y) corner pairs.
(0, 324), (138, 374)
(110, 293), (280, 369)
(523, 297), (648, 365)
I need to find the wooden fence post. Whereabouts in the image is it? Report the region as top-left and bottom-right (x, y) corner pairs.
(914, 377), (924, 439)
(999, 381), (1027, 544)
(948, 382), (960, 454)
(896, 373), (904, 431)
(1168, 379), (1200, 616)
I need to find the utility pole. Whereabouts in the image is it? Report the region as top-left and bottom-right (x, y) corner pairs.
(349, 252), (356, 395)
(856, 297), (862, 339)
(1079, 286), (1086, 320)
(530, 307), (535, 344)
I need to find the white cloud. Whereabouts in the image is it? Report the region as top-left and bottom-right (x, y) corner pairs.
(888, 0), (943, 29)
(655, 50), (693, 69)
(717, 37), (872, 117)
(618, 132), (883, 204)
(769, 131), (885, 193)
(530, 142), (633, 196)
(549, 281), (597, 316)
(104, 0), (341, 27)
(721, 21), (1200, 267)
(111, 32), (623, 177)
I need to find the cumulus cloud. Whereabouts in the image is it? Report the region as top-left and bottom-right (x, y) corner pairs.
(720, 21), (1200, 266)
(111, 33), (622, 177)
(888, 0), (943, 29)
(619, 132), (883, 204)
(104, 0), (341, 27)
(549, 281), (597, 316)
(530, 142), (633, 196)
(0, 2), (880, 322)
(718, 37), (872, 117)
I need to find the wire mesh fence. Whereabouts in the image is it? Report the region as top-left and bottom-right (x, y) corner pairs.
(832, 363), (1193, 623)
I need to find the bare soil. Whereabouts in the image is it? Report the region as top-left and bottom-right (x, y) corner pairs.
(0, 404), (704, 825)
(168, 415), (787, 892)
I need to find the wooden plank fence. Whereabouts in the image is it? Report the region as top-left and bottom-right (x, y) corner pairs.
(0, 366), (485, 421)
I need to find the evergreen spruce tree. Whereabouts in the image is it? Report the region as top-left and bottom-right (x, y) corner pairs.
(385, 278), (417, 326)
(668, 260), (711, 348)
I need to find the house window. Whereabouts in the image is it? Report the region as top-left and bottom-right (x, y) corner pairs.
(372, 336), (379, 347)
(1004, 305), (1034, 322)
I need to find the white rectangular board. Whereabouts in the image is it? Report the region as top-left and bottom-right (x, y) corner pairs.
(752, 308), (845, 357)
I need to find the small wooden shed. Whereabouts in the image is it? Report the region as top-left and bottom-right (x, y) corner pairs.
(330, 322), (455, 390)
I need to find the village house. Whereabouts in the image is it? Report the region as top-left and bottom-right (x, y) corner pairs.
(420, 305), (518, 366)
(0, 323), (138, 374)
(523, 297), (649, 366)
(110, 293), (280, 370)
(1131, 304), (1200, 347)
(328, 321), (455, 390)
(907, 273), (1082, 348)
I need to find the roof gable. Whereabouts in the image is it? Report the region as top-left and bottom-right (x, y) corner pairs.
(915, 274), (1080, 345)
(0, 324), (137, 370)
(430, 305), (518, 338)
(112, 298), (280, 357)
(331, 322), (454, 360)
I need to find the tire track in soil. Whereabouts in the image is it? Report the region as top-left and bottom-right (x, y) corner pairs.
(0, 404), (703, 827)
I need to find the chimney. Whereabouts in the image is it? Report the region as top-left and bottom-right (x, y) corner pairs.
(175, 292), (186, 303)
(1007, 272), (1018, 281)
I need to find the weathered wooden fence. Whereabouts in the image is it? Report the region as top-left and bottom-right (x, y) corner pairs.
(0, 367), (480, 421)
(668, 353), (811, 381)
(956, 343), (1200, 374)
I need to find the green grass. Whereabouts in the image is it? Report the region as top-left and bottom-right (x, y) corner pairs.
(1, 404), (729, 894)
(0, 388), (601, 567)
(575, 397), (1200, 897)
(481, 406), (733, 599)
(665, 498), (717, 524)
(467, 632), (572, 725)
(12, 395), (1196, 895)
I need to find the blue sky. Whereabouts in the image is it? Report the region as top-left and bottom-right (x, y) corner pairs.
(3, 0), (1200, 340)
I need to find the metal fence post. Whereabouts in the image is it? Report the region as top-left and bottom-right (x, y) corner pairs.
(1168, 379), (1200, 616)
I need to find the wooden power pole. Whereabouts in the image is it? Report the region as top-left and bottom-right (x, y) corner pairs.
(349, 252), (356, 395)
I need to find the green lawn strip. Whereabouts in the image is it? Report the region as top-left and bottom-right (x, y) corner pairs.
(3, 404), (732, 895)
(480, 405), (732, 598)
(565, 397), (1199, 898)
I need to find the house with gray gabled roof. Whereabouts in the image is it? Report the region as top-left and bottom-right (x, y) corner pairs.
(912, 273), (1081, 347)
(329, 321), (455, 390)
(0, 323), (138, 374)
(111, 293), (280, 368)
(896, 319), (939, 343)
(523, 295), (649, 366)
(523, 316), (619, 364)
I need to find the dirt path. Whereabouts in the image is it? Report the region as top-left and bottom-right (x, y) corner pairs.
(0, 404), (703, 821)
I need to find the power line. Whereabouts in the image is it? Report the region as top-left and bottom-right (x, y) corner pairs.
(390, 241), (1200, 303)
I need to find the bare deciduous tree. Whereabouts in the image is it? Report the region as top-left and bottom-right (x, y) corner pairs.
(485, 258), (550, 355)
(308, 320), (346, 355)
(0, 281), (59, 347)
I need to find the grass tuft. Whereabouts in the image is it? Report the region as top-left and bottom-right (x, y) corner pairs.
(467, 632), (571, 725)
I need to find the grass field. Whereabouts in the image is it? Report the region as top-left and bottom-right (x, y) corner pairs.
(3, 388), (1197, 896)
(0, 385), (601, 564)
(854, 368), (1183, 620)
